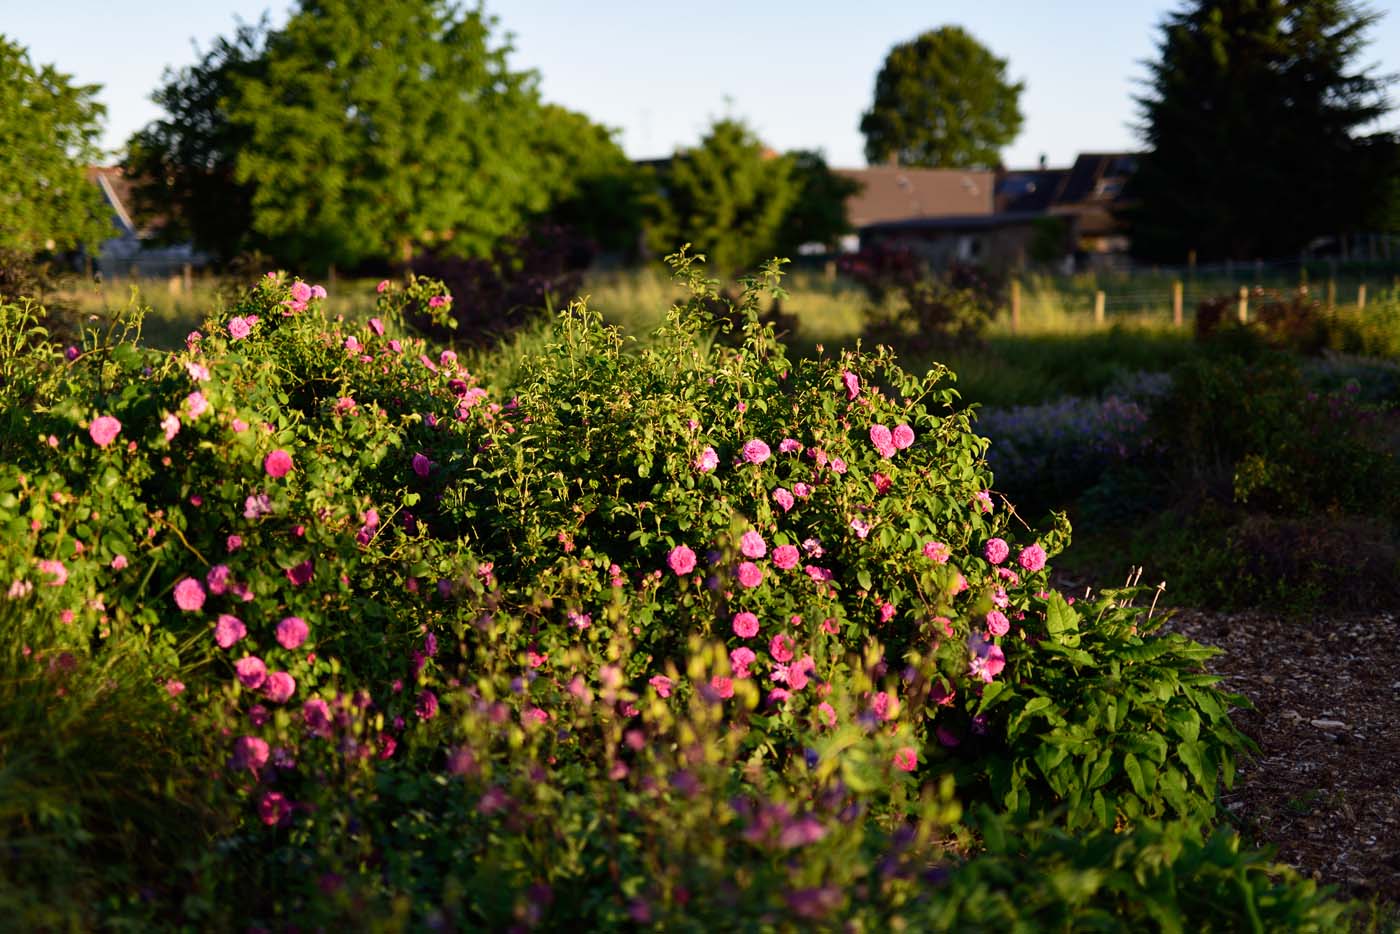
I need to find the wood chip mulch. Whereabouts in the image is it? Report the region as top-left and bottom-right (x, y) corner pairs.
(1161, 607), (1400, 906)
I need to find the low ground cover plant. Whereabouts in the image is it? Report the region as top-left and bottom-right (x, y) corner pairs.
(0, 255), (1352, 929)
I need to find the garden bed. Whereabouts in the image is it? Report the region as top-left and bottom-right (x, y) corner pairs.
(1165, 607), (1400, 905)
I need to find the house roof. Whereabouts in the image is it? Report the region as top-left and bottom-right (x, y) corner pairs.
(994, 169), (1070, 213)
(87, 166), (141, 238)
(861, 210), (1045, 235)
(834, 166), (993, 228)
(1055, 152), (1137, 207)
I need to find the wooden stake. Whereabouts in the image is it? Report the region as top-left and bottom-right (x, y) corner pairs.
(1358, 284), (1367, 310)
(1010, 279), (1021, 333)
(1094, 290), (1106, 326)
(1237, 286), (1248, 324)
(1172, 280), (1184, 328)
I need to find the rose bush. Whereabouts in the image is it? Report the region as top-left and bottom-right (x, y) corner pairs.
(0, 255), (1350, 929)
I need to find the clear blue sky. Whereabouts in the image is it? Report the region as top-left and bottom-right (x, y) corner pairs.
(8, 1), (1400, 169)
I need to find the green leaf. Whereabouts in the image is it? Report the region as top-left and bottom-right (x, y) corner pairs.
(1044, 592), (1081, 646)
(1123, 752), (1146, 798)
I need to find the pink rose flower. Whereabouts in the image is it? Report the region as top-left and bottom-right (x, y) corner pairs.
(648, 675), (673, 698)
(276, 616), (309, 649)
(376, 280), (390, 294)
(869, 424), (896, 458)
(984, 538), (1010, 565)
(779, 438), (803, 454)
(729, 647), (756, 678)
(695, 446), (718, 472)
(161, 413), (181, 442)
(234, 656), (267, 690)
(741, 439), (771, 464)
(843, 370), (860, 400)
(88, 415), (122, 448)
(892, 424), (915, 450)
(711, 676), (734, 699)
(893, 747), (917, 772)
(412, 453), (431, 478)
(214, 614), (247, 649)
(732, 611), (760, 639)
(227, 317), (252, 340)
(368, 317), (384, 336)
(667, 545), (697, 576)
(793, 482), (812, 499)
(922, 541), (951, 564)
(231, 736), (269, 771)
(173, 577), (206, 611)
(770, 633), (795, 663)
(262, 671), (296, 703)
(259, 790), (291, 826)
(264, 449), (294, 479)
(1018, 543), (1047, 572)
(290, 282), (312, 304)
(737, 561), (764, 588)
(110, 555), (128, 571)
(37, 559), (68, 586)
(185, 391), (209, 419)
(740, 530), (767, 559)
(771, 544), (800, 570)
(985, 610), (1010, 637)
(185, 361), (210, 382)
(205, 564), (230, 594)
(772, 487), (795, 512)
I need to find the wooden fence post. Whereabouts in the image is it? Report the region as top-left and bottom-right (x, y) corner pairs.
(1358, 284), (1367, 310)
(182, 263), (193, 295)
(1094, 290), (1106, 327)
(1010, 279), (1021, 333)
(1172, 280), (1184, 328)
(1327, 278), (1337, 309)
(1237, 286), (1249, 324)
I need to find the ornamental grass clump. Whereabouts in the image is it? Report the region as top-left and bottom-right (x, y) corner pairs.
(0, 254), (1351, 930)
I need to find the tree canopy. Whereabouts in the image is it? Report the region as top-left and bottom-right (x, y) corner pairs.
(645, 119), (798, 277)
(127, 0), (639, 269)
(860, 26), (1024, 169)
(1130, 0), (1397, 261)
(125, 19), (267, 263)
(776, 150), (862, 254)
(0, 35), (108, 254)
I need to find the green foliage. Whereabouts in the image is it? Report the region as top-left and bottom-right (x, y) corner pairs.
(0, 254), (1350, 926)
(231, 0), (543, 268)
(0, 35), (108, 254)
(776, 149), (862, 254)
(930, 817), (1351, 932)
(128, 2), (634, 269)
(645, 119), (799, 276)
(123, 17), (267, 262)
(528, 104), (645, 254)
(860, 26), (1024, 169)
(1131, 0), (1396, 261)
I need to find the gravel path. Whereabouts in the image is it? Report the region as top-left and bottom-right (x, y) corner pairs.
(1162, 608), (1400, 904)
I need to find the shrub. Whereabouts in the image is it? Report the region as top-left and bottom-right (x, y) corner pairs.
(841, 245), (999, 350)
(406, 222), (594, 347)
(0, 254), (1343, 927)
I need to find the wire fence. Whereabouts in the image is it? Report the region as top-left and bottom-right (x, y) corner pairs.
(1009, 257), (1400, 328)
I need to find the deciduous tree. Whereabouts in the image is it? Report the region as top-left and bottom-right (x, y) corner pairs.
(0, 35), (108, 253)
(860, 26), (1024, 169)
